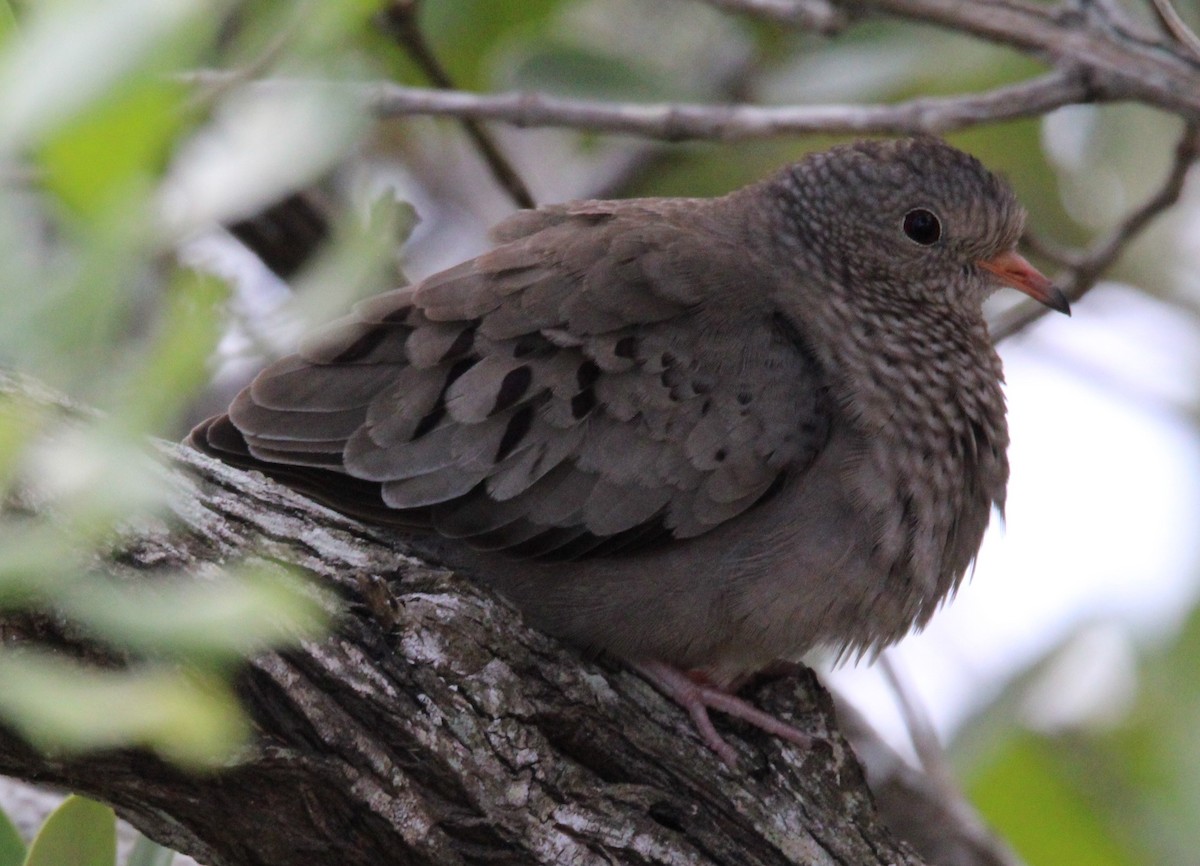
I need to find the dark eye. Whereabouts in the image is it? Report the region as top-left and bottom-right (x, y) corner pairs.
(903, 209), (941, 245)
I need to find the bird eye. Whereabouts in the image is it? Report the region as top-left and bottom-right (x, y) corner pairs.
(902, 209), (941, 245)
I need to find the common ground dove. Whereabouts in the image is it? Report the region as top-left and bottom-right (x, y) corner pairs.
(190, 137), (1069, 765)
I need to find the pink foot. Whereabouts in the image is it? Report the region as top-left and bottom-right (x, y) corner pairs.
(634, 660), (812, 767)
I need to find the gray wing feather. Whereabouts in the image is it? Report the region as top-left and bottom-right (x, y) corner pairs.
(215, 198), (833, 559)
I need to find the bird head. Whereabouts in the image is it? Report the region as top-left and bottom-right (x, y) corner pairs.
(774, 137), (1070, 316)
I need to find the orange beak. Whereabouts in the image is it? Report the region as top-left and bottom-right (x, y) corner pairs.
(977, 250), (1070, 315)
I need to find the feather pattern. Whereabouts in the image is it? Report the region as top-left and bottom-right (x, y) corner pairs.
(189, 137), (1035, 710)
(195, 195), (831, 561)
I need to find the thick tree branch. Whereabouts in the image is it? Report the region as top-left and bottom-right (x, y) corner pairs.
(0, 404), (942, 865)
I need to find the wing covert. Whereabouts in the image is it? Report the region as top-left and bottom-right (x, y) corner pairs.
(198, 201), (834, 558)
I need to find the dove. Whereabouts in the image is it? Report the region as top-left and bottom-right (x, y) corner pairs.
(190, 137), (1069, 766)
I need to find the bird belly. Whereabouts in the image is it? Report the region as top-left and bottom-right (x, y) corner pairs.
(439, 431), (923, 684)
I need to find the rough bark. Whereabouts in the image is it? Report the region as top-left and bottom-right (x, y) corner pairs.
(0, 422), (934, 866)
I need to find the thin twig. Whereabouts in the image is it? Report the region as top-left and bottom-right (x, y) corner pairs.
(181, 68), (1091, 141)
(583, 33), (764, 200)
(879, 654), (957, 795)
(185, 25), (296, 114)
(993, 120), (1200, 341)
(378, 1), (535, 209)
(1148, 0), (1200, 60)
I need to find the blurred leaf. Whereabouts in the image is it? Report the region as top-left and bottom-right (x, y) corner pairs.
(158, 83), (368, 238)
(19, 423), (168, 538)
(38, 79), (188, 221)
(0, 393), (46, 492)
(0, 653), (249, 767)
(292, 0), (388, 59)
(506, 42), (658, 100)
(1083, 605), (1200, 865)
(0, 0), (207, 151)
(109, 268), (229, 435)
(0, 805), (24, 866)
(58, 565), (329, 663)
(289, 190), (417, 326)
(127, 834), (174, 866)
(219, 0), (381, 72)
(0, 523), (85, 606)
(967, 733), (1135, 866)
(417, 0), (563, 88)
(23, 795), (115, 866)
(0, 3), (16, 46)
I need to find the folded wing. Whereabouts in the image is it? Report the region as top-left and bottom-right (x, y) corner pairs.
(191, 199), (833, 560)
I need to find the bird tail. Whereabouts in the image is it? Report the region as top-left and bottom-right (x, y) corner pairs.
(187, 415), (431, 530)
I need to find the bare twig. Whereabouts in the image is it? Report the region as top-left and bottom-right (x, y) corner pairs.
(182, 68), (1091, 140)
(879, 654), (955, 794)
(378, 1), (535, 209)
(993, 120), (1200, 341)
(176, 0), (1200, 343)
(186, 25), (296, 113)
(834, 693), (1028, 866)
(694, 0), (852, 33)
(582, 35), (764, 200)
(1148, 0), (1200, 60)
(830, 0), (1200, 116)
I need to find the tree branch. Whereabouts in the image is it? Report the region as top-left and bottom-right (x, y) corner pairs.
(183, 68), (1093, 140)
(708, 0), (1200, 113)
(856, 0), (1200, 110)
(0, 396), (942, 865)
(377, 1), (536, 209)
(1148, 0), (1200, 60)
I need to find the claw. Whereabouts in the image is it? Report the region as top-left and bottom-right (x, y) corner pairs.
(634, 660), (812, 767)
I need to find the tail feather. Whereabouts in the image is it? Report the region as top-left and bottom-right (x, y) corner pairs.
(187, 415), (432, 530)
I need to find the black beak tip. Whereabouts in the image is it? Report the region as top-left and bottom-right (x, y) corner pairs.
(1049, 287), (1072, 316)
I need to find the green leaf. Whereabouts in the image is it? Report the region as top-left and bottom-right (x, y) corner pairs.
(107, 268), (229, 435)
(967, 733), (1135, 866)
(126, 834), (174, 866)
(38, 78), (187, 221)
(289, 190), (417, 324)
(0, 653), (249, 768)
(0, 0), (206, 151)
(0, 523), (86, 607)
(506, 43), (658, 100)
(23, 795), (115, 866)
(419, 0), (563, 89)
(58, 565), (329, 663)
(0, 392), (46, 493)
(0, 805), (25, 866)
(0, 3), (17, 47)
(159, 83), (368, 238)
(15, 422), (169, 540)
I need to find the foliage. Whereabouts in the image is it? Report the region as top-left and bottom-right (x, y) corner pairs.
(0, 794), (174, 866)
(0, 0), (371, 768)
(0, 0), (1197, 864)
